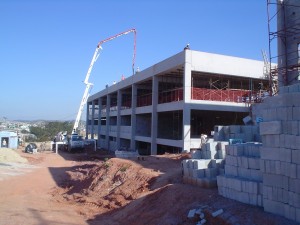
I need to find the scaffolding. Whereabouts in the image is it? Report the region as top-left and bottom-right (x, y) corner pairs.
(267, 0), (300, 94)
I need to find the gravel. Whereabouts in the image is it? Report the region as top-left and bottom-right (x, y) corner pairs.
(0, 148), (28, 163)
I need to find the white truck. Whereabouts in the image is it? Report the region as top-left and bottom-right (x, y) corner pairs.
(67, 133), (85, 152)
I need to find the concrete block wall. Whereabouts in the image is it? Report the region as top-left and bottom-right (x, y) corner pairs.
(183, 125), (260, 189)
(194, 140), (228, 160)
(182, 158), (225, 188)
(256, 83), (300, 222)
(214, 125), (261, 143)
(217, 143), (263, 207)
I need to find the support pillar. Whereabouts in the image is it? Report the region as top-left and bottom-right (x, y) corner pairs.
(85, 102), (89, 139)
(183, 51), (192, 152)
(97, 97), (102, 148)
(105, 95), (110, 150)
(117, 90), (122, 149)
(151, 76), (158, 155)
(131, 84), (137, 150)
(91, 100), (95, 139)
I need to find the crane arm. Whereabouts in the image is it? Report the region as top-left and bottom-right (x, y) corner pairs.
(73, 28), (137, 134)
(97, 28), (136, 74)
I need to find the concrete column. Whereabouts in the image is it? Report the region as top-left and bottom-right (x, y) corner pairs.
(131, 84), (137, 150)
(91, 100), (95, 139)
(106, 95), (110, 150)
(117, 90), (122, 149)
(97, 97), (102, 148)
(85, 102), (89, 139)
(151, 76), (158, 155)
(183, 50), (192, 152)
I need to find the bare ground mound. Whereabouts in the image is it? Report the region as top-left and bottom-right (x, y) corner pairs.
(49, 154), (298, 225)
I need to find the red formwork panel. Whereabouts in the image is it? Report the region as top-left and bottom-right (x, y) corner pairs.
(191, 88), (254, 103)
(158, 88), (183, 104)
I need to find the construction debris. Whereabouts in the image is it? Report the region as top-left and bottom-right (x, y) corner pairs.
(212, 208), (224, 217)
(187, 205), (223, 224)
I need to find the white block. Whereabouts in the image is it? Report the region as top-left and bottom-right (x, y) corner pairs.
(191, 150), (202, 159)
(281, 162), (297, 178)
(187, 209), (196, 218)
(237, 191), (250, 204)
(296, 207), (300, 223)
(226, 155), (238, 166)
(290, 135), (300, 150)
(192, 169), (205, 178)
(229, 125), (241, 134)
(260, 121), (282, 135)
(289, 178), (300, 194)
(261, 147), (281, 161)
(212, 209), (223, 217)
(292, 150), (300, 164)
(265, 160), (281, 175)
(193, 159), (211, 169)
(205, 168), (218, 178)
(276, 107), (289, 121)
(232, 145), (244, 156)
(263, 174), (289, 190)
(297, 165), (300, 179)
(263, 198), (285, 217)
(217, 141), (228, 151)
(241, 180), (258, 194)
(284, 204), (296, 221)
(249, 193), (258, 205)
(250, 169), (263, 181)
(238, 167), (251, 179)
(293, 107), (300, 120)
(224, 165), (238, 177)
(248, 157), (260, 170)
(289, 191), (300, 208)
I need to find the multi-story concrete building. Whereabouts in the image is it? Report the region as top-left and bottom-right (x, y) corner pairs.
(86, 49), (268, 154)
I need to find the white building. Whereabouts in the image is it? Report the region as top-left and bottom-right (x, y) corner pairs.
(86, 49), (267, 154)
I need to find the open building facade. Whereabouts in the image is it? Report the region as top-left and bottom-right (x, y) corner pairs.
(86, 49), (267, 154)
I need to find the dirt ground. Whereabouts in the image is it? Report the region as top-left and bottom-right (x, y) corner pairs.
(0, 146), (299, 225)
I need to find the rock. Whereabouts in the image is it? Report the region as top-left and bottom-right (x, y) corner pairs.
(212, 208), (224, 217)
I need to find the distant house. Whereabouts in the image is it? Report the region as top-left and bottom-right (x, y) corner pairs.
(0, 131), (18, 149)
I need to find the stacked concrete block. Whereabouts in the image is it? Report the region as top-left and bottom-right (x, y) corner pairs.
(184, 124), (260, 189)
(191, 139), (228, 161)
(213, 125), (261, 143)
(217, 143), (263, 207)
(182, 158), (224, 188)
(255, 83), (300, 222)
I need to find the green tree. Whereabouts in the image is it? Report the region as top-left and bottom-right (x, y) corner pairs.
(30, 121), (73, 141)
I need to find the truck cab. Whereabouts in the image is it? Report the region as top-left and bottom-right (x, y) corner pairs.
(68, 133), (85, 152)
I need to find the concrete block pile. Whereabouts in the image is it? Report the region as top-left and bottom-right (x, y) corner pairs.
(182, 158), (224, 188)
(256, 83), (300, 222)
(115, 150), (139, 158)
(183, 124), (260, 188)
(194, 140), (228, 160)
(214, 125), (261, 143)
(217, 143), (263, 206)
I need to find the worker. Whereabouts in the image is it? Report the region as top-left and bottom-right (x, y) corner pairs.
(2, 139), (7, 147)
(184, 44), (190, 50)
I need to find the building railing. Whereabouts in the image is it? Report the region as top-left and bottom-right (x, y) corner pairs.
(159, 88), (183, 104)
(191, 87), (258, 103)
(94, 87), (263, 113)
(137, 93), (152, 107)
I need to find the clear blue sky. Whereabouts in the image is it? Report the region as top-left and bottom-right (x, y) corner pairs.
(0, 0), (269, 121)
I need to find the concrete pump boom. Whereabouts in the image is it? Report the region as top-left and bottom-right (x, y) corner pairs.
(73, 28), (136, 134)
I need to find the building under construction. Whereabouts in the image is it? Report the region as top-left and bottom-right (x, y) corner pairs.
(85, 49), (267, 154)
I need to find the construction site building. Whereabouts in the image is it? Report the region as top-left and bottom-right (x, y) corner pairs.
(86, 49), (267, 154)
